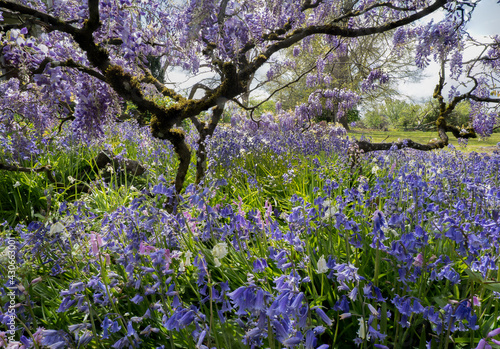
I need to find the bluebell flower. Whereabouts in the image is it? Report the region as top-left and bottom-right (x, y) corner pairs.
(312, 306), (333, 326)
(130, 294), (144, 304)
(178, 310), (195, 327)
(283, 336), (302, 346)
(68, 323), (90, 334)
(243, 327), (263, 346)
(333, 295), (350, 313)
(253, 258), (268, 272)
(271, 319), (289, 341)
(112, 336), (130, 349)
(305, 329), (317, 349)
(40, 330), (68, 349)
(368, 325), (387, 341)
(140, 325), (160, 336)
(76, 330), (93, 348)
(57, 297), (77, 313)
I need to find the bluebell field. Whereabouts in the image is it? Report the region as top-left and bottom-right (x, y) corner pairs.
(1, 111), (500, 349)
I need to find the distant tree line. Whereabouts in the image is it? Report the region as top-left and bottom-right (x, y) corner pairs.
(359, 99), (475, 132)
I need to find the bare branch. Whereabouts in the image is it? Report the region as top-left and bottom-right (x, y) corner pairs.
(218, 0), (230, 25)
(188, 83), (213, 100)
(331, 2), (420, 24)
(0, 0), (79, 35)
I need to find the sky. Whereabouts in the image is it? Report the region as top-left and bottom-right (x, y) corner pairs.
(398, 0), (500, 102)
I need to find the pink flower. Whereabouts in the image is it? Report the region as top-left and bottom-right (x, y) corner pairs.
(138, 241), (156, 255)
(89, 233), (103, 256)
(164, 249), (172, 270)
(413, 253), (424, 267)
(472, 296), (481, 307)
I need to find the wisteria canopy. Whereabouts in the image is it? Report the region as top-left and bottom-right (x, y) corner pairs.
(0, 0), (499, 190)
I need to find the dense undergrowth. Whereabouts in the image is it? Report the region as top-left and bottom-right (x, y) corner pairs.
(1, 112), (500, 349)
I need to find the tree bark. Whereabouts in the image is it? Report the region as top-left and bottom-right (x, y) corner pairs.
(194, 104), (225, 185)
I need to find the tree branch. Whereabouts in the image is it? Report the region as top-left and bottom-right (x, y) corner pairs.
(356, 138), (447, 152)
(0, 1), (79, 35)
(86, 0), (101, 32)
(0, 162), (56, 183)
(32, 57), (107, 82)
(217, 0), (230, 25)
(139, 64), (186, 102)
(188, 83), (214, 100)
(331, 2), (419, 24)
(301, 0), (323, 11)
(239, 0), (447, 80)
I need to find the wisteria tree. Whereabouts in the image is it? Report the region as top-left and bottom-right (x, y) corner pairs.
(0, 0), (499, 192)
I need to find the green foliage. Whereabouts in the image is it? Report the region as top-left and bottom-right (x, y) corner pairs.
(363, 108), (391, 130)
(361, 99), (473, 131)
(248, 98), (277, 117)
(420, 99), (471, 128)
(0, 123), (171, 225)
(318, 108), (360, 125)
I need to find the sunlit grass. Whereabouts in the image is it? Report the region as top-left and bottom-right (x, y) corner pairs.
(349, 129), (500, 152)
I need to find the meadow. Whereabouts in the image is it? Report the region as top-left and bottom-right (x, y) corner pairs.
(1, 112), (500, 349)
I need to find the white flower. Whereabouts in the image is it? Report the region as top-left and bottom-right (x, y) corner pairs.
(371, 165), (381, 175)
(214, 257), (221, 267)
(212, 242), (228, 260)
(68, 176), (75, 184)
(323, 200), (338, 221)
(184, 251), (193, 267)
(316, 255), (328, 274)
(357, 318), (370, 340)
(13, 181), (21, 188)
(49, 222), (65, 236)
(0, 248), (10, 264)
(179, 260), (186, 272)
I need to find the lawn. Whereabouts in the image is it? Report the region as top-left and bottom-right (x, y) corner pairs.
(349, 129), (500, 152)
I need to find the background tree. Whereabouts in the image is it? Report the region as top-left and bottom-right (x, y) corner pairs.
(0, 0), (498, 192)
(263, 28), (419, 128)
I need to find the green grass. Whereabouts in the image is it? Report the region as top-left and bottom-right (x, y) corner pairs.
(349, 129), (500, 152)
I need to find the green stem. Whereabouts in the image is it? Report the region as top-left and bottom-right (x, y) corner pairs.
(374, 248), (380, 287)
